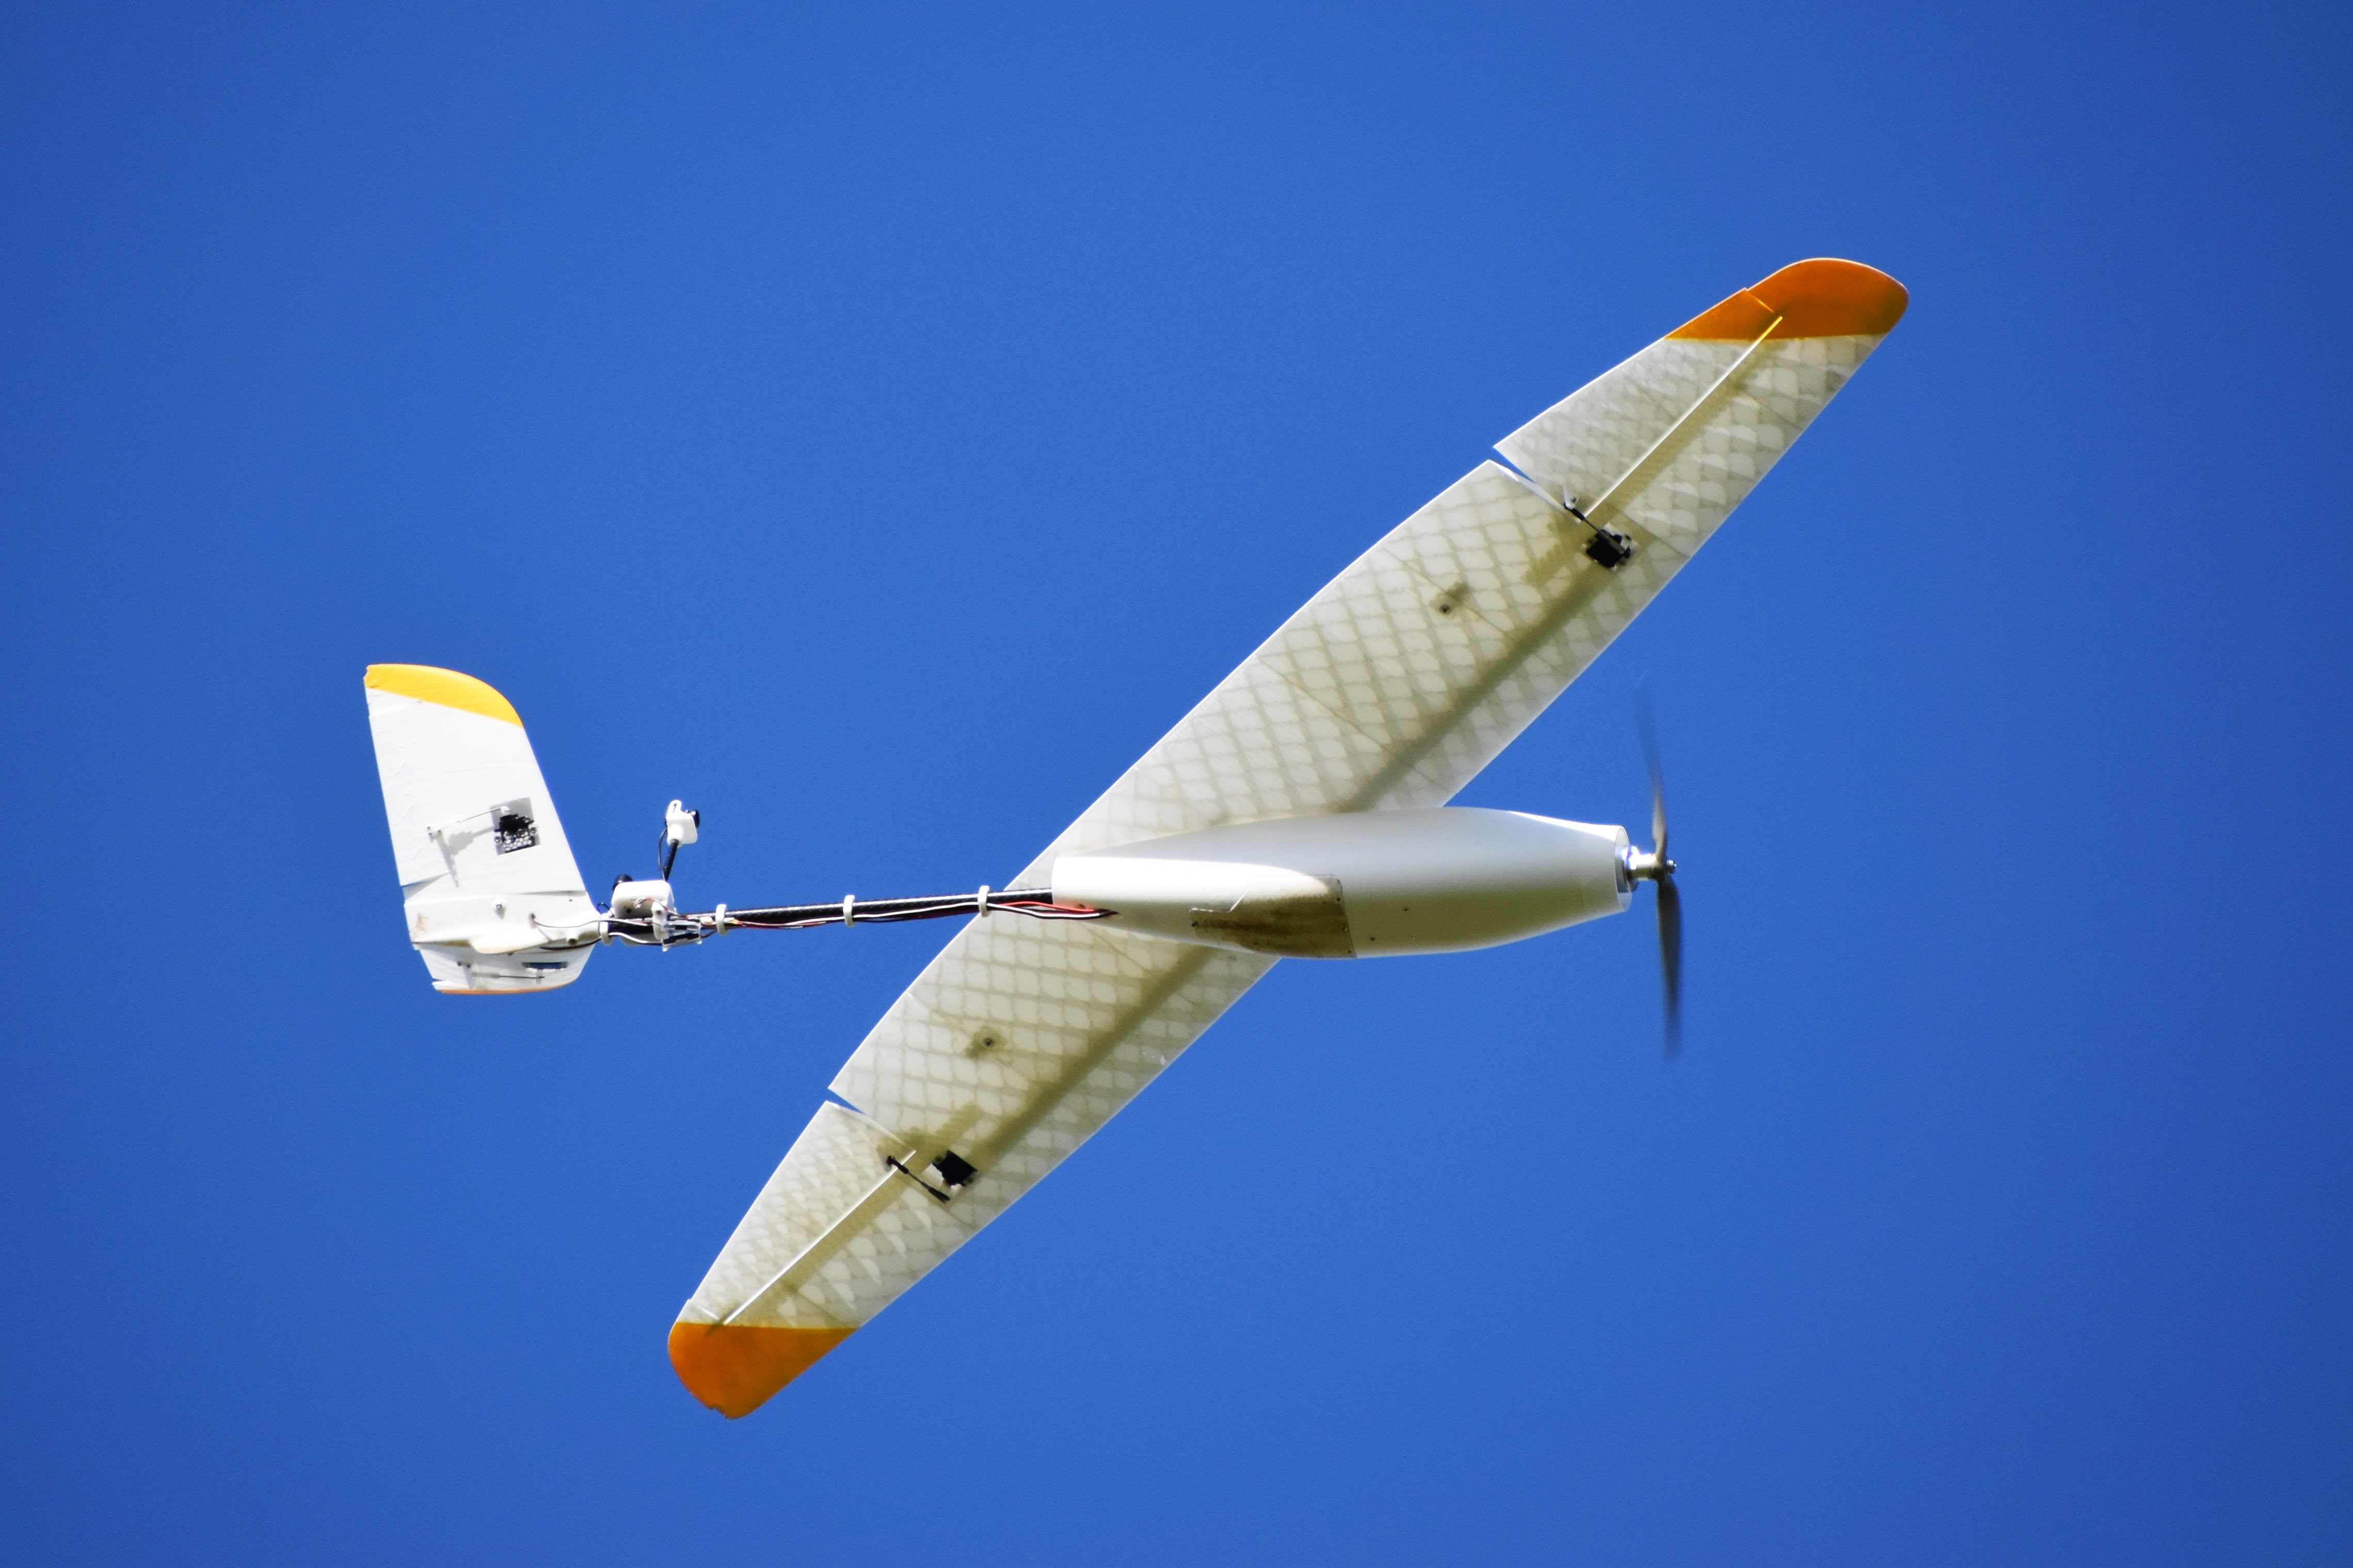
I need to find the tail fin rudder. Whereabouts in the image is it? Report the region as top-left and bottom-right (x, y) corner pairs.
(364, 665), (598, 994)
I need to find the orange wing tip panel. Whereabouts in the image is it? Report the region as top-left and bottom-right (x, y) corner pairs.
(1670, 258), (1909, 341)
(669, 1321), (854, 1418)
(363, 664), (523, 726)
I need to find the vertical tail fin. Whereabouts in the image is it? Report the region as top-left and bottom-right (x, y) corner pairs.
(363, 665), (598, 994)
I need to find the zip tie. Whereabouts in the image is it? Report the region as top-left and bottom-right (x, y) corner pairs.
(714, 902), (728, 934)
(843, 893), (856, 927)
(977, 884), (991, 918)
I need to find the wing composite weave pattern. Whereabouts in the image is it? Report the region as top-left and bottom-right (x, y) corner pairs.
(671, 259), (1907, 1415)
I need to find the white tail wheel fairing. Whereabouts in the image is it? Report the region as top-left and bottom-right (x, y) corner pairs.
(671, 260), (1908, 1415)
(364, 665), (598, 994)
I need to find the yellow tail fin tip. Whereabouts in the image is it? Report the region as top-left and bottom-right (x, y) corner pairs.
(363, 664), (522, 725)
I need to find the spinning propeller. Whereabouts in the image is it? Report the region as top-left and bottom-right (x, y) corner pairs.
(1624, 692), (1683, 1059)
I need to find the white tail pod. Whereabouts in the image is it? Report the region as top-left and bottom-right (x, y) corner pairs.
(363, 665), (599, 994)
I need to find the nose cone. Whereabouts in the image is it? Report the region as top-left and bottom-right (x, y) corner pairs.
(1341, 811), (1630, 954)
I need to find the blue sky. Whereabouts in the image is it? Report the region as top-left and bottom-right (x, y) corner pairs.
(4, 3), (2348, 1562)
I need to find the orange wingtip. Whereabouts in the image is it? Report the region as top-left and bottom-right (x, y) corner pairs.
(668, 1321), (853, 1417)
(1669, 258), (1908, 340)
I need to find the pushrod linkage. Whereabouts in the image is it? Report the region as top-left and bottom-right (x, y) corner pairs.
(601, 887), (1108, 947)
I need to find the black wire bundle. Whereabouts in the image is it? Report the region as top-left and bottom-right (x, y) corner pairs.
(600, 888), (1108, 948)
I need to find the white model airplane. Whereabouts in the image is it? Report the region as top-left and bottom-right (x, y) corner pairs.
(364, 258), (1907, 1416)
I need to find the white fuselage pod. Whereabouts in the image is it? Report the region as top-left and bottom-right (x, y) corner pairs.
(1049, 807), (1630, 959)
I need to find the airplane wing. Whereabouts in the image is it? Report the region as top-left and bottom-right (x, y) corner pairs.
(670, 258), (1909, 1415)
